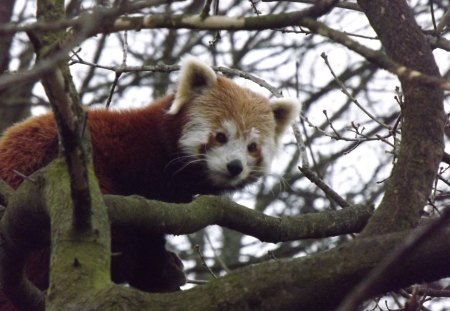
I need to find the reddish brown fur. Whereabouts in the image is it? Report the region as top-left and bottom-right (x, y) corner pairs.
(0, 95), (219, 200)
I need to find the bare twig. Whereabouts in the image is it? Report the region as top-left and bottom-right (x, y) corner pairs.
(323, 110), (341, 137)
(261, 0), (362, 12)
(207, 0), (222, 46)
(194, 245), (218, 279)
(321, 52), (390, 129)
(436, 8), (450, 33)
(429, 0), (437, 32)
(205, 232), (231, 273)
(297, 165), (351, 208)
(70, 58), (285, 98)
(105, 72), (122, 109)
(407, 285), (450, 298)
(249, 0), (262, 15)
(200, 0), (213, 20)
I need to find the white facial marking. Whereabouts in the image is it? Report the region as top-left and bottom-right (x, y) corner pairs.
(261, 137), (276, 172)
(222, 120), (237, 139)
(179, 117), (210, 155)
(249, 127), (260, 142)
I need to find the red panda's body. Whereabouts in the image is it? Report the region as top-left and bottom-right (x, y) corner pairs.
(1, 95), (203, 201)
(0, 57), (299, 310)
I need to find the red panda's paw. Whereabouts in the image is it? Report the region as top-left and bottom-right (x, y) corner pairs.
(128, 249), (186, 292)
(111, 232), (186, 292)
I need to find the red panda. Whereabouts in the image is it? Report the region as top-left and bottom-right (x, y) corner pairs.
(0, 57), (300, 309)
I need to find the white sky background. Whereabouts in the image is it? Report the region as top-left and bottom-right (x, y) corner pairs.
(7, 0), (450, 309)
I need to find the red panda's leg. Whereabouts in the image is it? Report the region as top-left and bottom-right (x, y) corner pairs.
(111, 228), (185, 292)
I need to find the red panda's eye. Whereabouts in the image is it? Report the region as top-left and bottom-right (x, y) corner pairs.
(216, 132), (228, 144)
(248, 142), (258, 153)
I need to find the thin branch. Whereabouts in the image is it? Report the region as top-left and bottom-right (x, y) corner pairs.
(0, 0), (177, 35)
(194, 244), (218, 279)
(70, 59), (285, 97)
(429, 0), (437, 32)
(0, 1), (177, 91)
(200, 0), (213, 19)
(321, 52), (390, 129)
(102, 14), (450, 91)
(436, 8), (450, 33)
(298, 165), (351, 208)
(105, 72), (122, 108)
(262, 0), (362, 12)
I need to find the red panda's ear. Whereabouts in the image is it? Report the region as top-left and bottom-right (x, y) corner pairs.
(168, 57), (217, 115)
(269, 98), (301, 141)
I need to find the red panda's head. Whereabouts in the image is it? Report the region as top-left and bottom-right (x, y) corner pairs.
(168, 57), (300, 190)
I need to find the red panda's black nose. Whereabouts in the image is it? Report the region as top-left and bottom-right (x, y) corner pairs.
(227, 160), (243, 177)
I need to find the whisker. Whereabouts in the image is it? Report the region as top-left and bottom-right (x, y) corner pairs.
(164, 154), (203, 172)
(172, 158), (207, 176)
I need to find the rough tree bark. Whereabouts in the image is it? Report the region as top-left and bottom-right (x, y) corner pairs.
(357, 0), (445, 236)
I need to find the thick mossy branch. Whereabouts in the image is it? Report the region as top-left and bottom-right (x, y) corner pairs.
(45, 159), (111, 311)
(0, 179), (12, 206)
(0, 179), (372, 242)
(0, 159), (111, 311)
(88, 227), (450, 311)
(0, 179), (12, 220)
(0, 176), (371, 245)
(105, 195), (373, 241)
(0, 175), (47, 311)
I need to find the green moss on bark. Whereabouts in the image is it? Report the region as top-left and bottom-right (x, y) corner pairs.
(44, 159), (111, 311)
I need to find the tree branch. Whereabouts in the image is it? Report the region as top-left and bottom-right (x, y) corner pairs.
(34, 0), (94, 231)
(338, 0), (445, 308)
(0, 158), (111, 311)
(262, 0), (362, 12)
(90, 226), (450, 311)
(0, 179), (12, 209)
(356, 0), (445, 235)
(105, 195), (372, 241)
(297, 166), (351, 208)
(0, 175), (48, 311)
